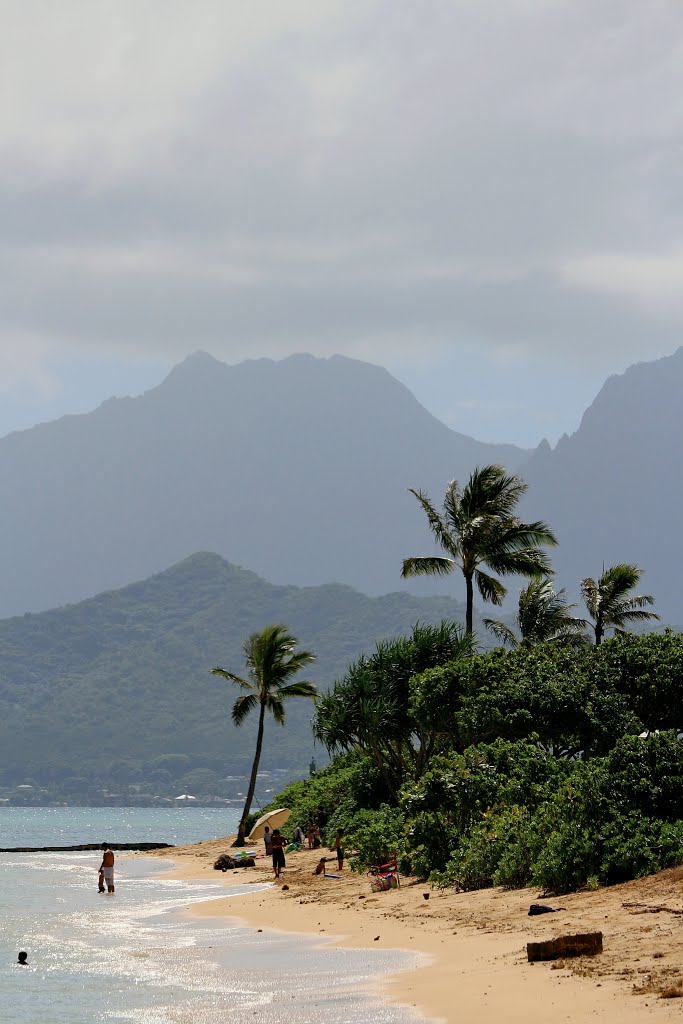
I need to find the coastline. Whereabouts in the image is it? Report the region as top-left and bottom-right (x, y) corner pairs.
(140, 838), (683, 1023)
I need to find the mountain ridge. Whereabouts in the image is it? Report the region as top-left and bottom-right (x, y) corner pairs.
(0, 550), (479, 788)
(0, 351), (529, 617)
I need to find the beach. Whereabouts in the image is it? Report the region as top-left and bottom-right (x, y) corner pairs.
(144, 838), (683, 1023)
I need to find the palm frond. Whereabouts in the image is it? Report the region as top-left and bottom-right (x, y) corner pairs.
(265, 694), (286, 725)
(401, 556), (455, 578)
(231, 692), (258, 726)
(210, 667), (254, 690)
(277, 680), (318, 700)
(475, 569), (507, 605)
(460, 465), (528, 520)
(407, 488), (458, 556)
(482, 618), (519, 648)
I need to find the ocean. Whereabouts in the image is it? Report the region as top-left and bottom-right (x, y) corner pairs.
(0, 808), (423, 1024)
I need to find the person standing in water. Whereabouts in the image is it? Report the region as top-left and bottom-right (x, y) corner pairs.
(99, 843), (115, 893)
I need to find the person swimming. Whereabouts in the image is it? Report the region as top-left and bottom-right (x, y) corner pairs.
(17, 951), (28, 966)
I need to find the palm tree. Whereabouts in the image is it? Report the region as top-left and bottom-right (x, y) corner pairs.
(580, 563), (660, 646)
(401, 465), (557, 633)
(211, 625), (317, 846)
(483, 578), (588, 649)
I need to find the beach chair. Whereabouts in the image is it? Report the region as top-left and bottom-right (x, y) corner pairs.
(369, 854), (400, 889)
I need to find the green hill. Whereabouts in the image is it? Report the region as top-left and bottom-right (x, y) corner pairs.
(0, 552), (476, 795)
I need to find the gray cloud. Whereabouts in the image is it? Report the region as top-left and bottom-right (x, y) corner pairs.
(1, 0), (683, 380)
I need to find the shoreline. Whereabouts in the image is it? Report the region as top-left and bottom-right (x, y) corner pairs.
(140, 838), (683, 1023)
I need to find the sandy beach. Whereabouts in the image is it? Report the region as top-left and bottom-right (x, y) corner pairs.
(141, 837), (683, 1023)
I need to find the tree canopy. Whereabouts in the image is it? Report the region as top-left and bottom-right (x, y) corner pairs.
(401, 465), (556, 633)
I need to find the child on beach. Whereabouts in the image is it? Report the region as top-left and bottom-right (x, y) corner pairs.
(313, 858), (326, 875)
(98, 868), (106, 892)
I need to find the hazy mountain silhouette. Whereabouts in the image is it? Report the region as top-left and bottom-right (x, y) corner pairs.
(0, 352), (527, 618)
(0, 551), (481, 784)
(523, 347), (683, 622)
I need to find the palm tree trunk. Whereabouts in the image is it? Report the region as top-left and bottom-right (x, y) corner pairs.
(465, 572), (474, 634)
(234, 701), (266, 846)
(595, 617), (603, 646)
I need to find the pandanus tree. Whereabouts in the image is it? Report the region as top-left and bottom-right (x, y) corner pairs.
(581, 563), (660, 646)
(313, 621), (476, 799)
(483, 578), (588, 649)
(211, 625), (317, 846)
(402, 465), (557, 634)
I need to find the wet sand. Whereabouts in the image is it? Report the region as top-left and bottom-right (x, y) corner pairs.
(141, 838), (683, 1023)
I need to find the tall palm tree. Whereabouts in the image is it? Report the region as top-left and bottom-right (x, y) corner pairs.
(401, 465), (557, 633)
(483, 578), (588, 649)
(211, 625), (317, 846)
(580, 563), (660, 646)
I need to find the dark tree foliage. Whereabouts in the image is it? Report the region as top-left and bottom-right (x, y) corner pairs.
(401, 465), (556, 633)
(295, 630), (683, 894)
(313, 622), (476, 799)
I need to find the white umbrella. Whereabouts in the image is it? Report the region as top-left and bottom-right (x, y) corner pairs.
(248, 807), (291, 841)
(174, 794), (197, 801)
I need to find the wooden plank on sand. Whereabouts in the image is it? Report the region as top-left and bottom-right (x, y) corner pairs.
(527, 932), (603, 962)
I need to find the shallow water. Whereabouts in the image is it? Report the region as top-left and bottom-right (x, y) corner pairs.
(0, 805), (242, 848)
(0, 809), (424, 1024)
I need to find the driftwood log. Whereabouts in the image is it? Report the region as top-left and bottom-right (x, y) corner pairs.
(527, 931), (603, 962)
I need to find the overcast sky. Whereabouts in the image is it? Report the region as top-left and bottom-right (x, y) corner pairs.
(1, 0), (682, 447)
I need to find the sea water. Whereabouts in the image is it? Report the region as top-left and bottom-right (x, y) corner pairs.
(0, 808), (424, 1024)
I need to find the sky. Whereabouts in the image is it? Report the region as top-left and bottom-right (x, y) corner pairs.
(1, 0), (682, 447)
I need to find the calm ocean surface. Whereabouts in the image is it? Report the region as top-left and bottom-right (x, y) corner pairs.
(0, 808), (423, 1024)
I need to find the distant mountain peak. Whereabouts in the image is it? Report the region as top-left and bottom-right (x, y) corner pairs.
(159, 350), (226, 387)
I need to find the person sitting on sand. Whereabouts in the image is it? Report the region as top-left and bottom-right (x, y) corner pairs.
(313, 857), (326, 876)
(17, 951), (28, 966)
(271, 828), (286, 879)
(99, 843), (115, 893)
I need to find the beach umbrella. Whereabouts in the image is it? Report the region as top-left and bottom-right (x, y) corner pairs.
(248, 808), (291, 841)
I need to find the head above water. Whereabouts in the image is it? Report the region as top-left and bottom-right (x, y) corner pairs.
(17, 951), (28, 964)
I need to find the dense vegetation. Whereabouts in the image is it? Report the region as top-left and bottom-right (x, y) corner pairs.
(262, 628), (683, 893)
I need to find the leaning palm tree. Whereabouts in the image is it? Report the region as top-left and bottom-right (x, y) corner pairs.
(483, 578), (588, 649)
(402, 465), (557, 633)
(211, 625), (317, 846)
(580, 563), (660, 646)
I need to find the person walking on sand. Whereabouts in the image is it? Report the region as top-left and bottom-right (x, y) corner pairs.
(271, 828), (286, 879)
(99, 843), (115, 893)
(335, 829), (345, 871)
(263, 825), (273, 858)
